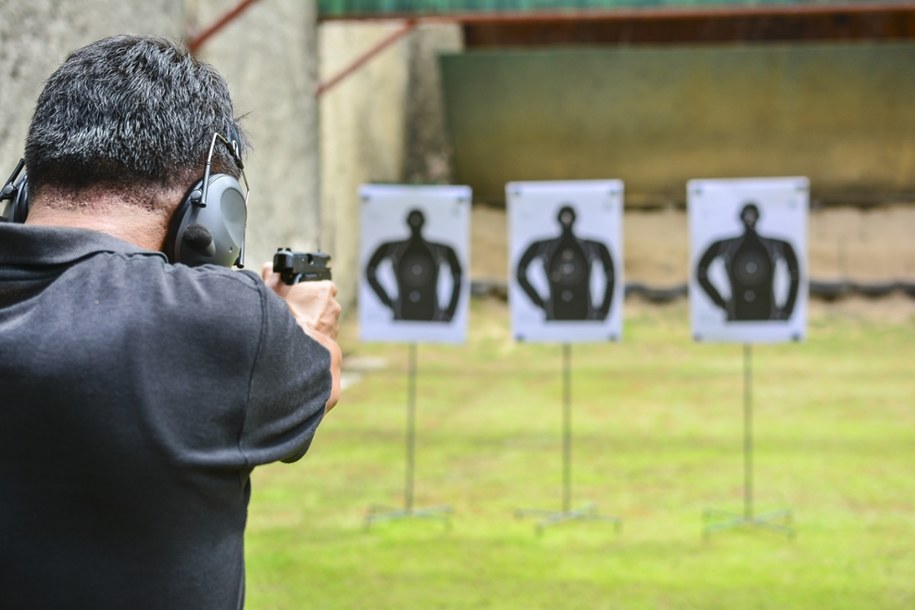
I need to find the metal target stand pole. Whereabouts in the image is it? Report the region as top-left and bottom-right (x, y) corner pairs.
(516, 343), (622, 534)
(703, 344), (795, 539)
(366, 343), (452, 529)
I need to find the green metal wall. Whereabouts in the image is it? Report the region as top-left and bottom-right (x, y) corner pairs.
(439, 42), (915, 205)
(319, 0), (854, 18)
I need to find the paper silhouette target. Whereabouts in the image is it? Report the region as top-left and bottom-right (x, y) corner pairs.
(360, 184), (470, 343)
(508, 180), (624, 343)
(689, 177), (809, 343)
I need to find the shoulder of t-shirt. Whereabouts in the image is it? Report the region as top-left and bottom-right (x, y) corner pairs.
(97, 250), (278, 327)
(110, 249), (263, 289)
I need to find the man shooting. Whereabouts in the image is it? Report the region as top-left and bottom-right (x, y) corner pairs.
(0, 35), (341, 609)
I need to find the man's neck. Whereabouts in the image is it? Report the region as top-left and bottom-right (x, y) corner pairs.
(24, 191), (178, 252)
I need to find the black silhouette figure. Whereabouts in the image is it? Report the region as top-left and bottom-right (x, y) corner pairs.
(696, 202), (800, 321)
(516, 205), (616, 321)
(365, 209), (462, 322)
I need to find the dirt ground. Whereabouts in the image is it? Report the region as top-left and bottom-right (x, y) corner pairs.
(469, 203), (915, 321)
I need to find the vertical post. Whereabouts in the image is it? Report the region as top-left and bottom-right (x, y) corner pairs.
(405, 343), (417, 512)
(304, 0), (322, 252)
(704, 342), (791, 538)
(743, 343), (754, 520)
(516, 342), (618, 532)
(562, 343), (572, 514)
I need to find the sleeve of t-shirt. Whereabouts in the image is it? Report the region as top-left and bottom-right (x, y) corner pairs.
(237, 277), (330, 466)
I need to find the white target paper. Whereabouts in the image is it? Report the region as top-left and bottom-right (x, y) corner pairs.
(688, 177), (809, 343)
(359, 184), (471, 343)
(507, 180), (624, 343)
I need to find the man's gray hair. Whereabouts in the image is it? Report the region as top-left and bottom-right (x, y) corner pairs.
(24, 35), (246, 202)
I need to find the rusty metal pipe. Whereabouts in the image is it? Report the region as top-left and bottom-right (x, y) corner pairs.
(187, 0), (263, 54)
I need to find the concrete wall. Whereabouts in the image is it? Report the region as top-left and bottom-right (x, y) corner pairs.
(403, 24), (463, 184)
(0, 0), (184, 179)
(318, 22), (462, 306)
(193, 0), (322, 274)
(318, 21), (410, 308)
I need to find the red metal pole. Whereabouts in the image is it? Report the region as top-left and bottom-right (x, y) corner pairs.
(187, 0), (263, 54)
(316, 19), (417, 97)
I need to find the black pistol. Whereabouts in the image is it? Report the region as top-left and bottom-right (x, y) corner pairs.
(273, 247), (332, 285)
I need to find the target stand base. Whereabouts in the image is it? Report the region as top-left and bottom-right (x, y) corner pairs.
(702, 507), (795, 540)
(365, 504), (453, 530)
(515, 502), (622, 535)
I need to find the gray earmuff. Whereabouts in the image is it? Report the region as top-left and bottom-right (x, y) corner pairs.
(0, 159), (29, 223)
(165, 173), (247, 268)
(164, 131), (249, 268)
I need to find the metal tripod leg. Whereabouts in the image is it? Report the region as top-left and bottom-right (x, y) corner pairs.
(365, 344), (452, 530)
(516, 345), (621, 535)
(703, 344), (795, 540)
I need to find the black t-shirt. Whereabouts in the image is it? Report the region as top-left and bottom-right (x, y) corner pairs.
(0, 224), (330, 609)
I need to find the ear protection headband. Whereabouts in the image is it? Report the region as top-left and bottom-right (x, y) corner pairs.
(0, 159), (29, 224)
(1, 131), (249, 269)
(163, 132), (249, 268)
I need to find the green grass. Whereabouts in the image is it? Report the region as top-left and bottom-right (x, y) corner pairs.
(245, 298), (915, 609)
